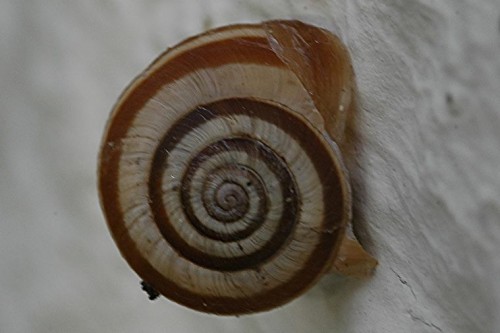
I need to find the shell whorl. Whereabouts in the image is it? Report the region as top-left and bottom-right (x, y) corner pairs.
(99, 20), (356, 314)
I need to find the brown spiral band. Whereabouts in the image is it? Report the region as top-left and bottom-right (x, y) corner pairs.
(98, 21), (354, 314)
(148, 99), (309, 271)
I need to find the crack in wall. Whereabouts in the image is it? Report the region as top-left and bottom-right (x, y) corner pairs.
(391, 268), (416, 299)
(408, 310), (443, 332)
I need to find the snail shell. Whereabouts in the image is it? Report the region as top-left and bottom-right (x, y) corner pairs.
(98, 20), (377, 315)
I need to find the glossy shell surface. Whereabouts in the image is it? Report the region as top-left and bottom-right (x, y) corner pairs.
(98, 20), (355, 314)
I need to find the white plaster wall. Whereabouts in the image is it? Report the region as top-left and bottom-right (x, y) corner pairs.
(1, 1), (499, 332)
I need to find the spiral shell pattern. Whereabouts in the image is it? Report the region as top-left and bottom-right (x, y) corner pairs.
(99, 21), (354, 314)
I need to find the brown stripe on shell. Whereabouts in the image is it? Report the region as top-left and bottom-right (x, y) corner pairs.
(98, 22), (351, 314)
(150, 135), (298, 271)
(102, 34), (284, 149)
(147, 97), (346, 307)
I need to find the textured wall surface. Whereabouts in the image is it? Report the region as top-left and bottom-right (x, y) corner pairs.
(1, 1), (499, 332)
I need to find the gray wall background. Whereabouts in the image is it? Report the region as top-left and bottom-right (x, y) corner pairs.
(1, 1), (499, 332)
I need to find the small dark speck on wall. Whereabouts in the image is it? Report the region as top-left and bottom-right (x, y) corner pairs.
(446, 92), (461, 117)
(141, 281), (160, 300)
(445, 93), (453, 105)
